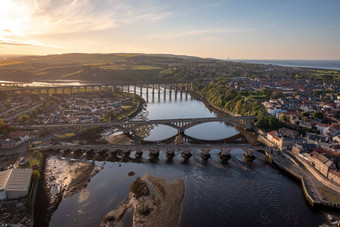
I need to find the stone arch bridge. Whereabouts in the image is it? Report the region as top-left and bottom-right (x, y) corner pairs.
(35, 143), (272, 161)
(4, 83), (192, 96)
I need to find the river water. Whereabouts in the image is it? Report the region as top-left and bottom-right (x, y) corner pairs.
(49, 88), (326, 227)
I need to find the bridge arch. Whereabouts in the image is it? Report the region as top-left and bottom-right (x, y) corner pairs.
(107, 86), (114, 92)
(56, 88), (64, 95)
(71, 87), (79, 94)
(100, 86), (107, 92)
(48, 88), (56, 95)
(63, 87), (71, 94)
(23, 90), (32, 95)
(93, 86), (100, 92)
(39, 88), (48, 95)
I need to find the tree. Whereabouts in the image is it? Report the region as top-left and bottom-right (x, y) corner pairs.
(301, 112), (309, 117)
(256, 114), (269, 130)
(312, 111), (324, 119)
(32, 170), (41, 183)
(280, 115), (287, 122)
(18, 115), (31, 122)
(0, 118), (4, 128)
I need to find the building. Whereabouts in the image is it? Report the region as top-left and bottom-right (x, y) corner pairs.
(278, 127), (299, 138)
(316, 123), (330, 135)
(325, 123), (340, 137)
(309, 151), (336, 177)
(0, 169), (32, 200)
(328, 169), (340, 185)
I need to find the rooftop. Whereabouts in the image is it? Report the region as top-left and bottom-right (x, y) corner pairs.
(0, 169), (11, 190)
(0, 169), (33, 192)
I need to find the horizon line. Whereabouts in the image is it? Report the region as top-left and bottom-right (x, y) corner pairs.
(0, 52), (340, 61)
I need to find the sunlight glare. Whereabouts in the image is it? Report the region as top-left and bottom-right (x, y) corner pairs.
(0, 0), (32, 36)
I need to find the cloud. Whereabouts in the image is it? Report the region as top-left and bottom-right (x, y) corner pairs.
(150, 27), (253, 39)
(0, 38), (58, 49)
(0, 0), (174, 36)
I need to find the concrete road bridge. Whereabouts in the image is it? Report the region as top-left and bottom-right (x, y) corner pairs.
(35, 143), (272, 161)
(22, 116), (256, 131)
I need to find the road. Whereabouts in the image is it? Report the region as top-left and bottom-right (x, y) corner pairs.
(3, 102), (43, 121)
(18, 116), (256, 130)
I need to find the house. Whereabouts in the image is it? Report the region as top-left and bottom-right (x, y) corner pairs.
(278, 127), (299, 138)
(324, 123), (340, 137)
(267, 130), (297, 150)
(267, 107), (286, 116)
(0, 139), (16, 150)
(333, 135), (340, 143)
(299, 121), (313, 129)
(316, 123), (330, 135)
(309, 151), (336, 177)
(8, 131), (30, 146)
(328, 169), (340, 185)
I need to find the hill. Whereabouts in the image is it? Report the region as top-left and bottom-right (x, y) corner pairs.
(0, 53), (220, 83)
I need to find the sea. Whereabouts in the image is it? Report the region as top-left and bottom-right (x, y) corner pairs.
(230, 60), (340, 71)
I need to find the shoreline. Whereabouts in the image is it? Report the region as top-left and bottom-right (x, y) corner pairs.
(33, 154), (102, 226)
(191, 90), (340, 212)
(189, 91), (260, 145)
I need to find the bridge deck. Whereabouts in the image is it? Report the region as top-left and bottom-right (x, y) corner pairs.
(36, 143), (266, 151)
(20, 116), (256, 129)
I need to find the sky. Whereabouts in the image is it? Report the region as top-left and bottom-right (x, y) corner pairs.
(1, 0), (340, 59)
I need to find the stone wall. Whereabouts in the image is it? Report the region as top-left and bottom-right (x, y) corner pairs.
(296, 156), (340, 193)
(328, 170), (340, 185)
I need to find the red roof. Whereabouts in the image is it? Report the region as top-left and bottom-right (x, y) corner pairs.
(316, 123), (329, 128)
(329, 169), (340, 177)
(268, 130), (277, 136)
(8, 131), (29, 138)
(330, 123), (340, 131)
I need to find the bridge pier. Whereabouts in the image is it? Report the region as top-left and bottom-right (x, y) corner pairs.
(166, 150), (175, 160)
(200, 152), (210, 160)
(243, 149), (256, 161)
(149, 149), (159, 159)
(163, 86), (166, 101)
(181, 150), (192, 159)
(135, 150), (143, 159)
(121, 150), (131, 158)
(219, 150), (231, 161)
(140, 84), (142, 96)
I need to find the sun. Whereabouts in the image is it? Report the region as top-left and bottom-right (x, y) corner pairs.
(0, 0), (32, 37)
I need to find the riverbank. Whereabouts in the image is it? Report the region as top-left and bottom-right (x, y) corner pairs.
(266, 148), (340, 212)
(33, 155), (102, 226)
(192, 90), (340, 213)
(189, 91), (259, 145)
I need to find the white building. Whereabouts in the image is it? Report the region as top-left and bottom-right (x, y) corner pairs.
(0, 169), (32, 200)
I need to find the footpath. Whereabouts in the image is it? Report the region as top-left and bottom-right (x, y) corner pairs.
(268, 148), (340, 209)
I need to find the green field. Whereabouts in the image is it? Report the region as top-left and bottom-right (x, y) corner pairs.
(295, 68), (340, 80)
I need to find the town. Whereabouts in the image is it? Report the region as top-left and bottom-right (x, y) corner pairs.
(0, 58), (339, 226)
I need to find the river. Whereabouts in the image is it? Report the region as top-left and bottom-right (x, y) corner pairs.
(49, 87), (326, 227)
